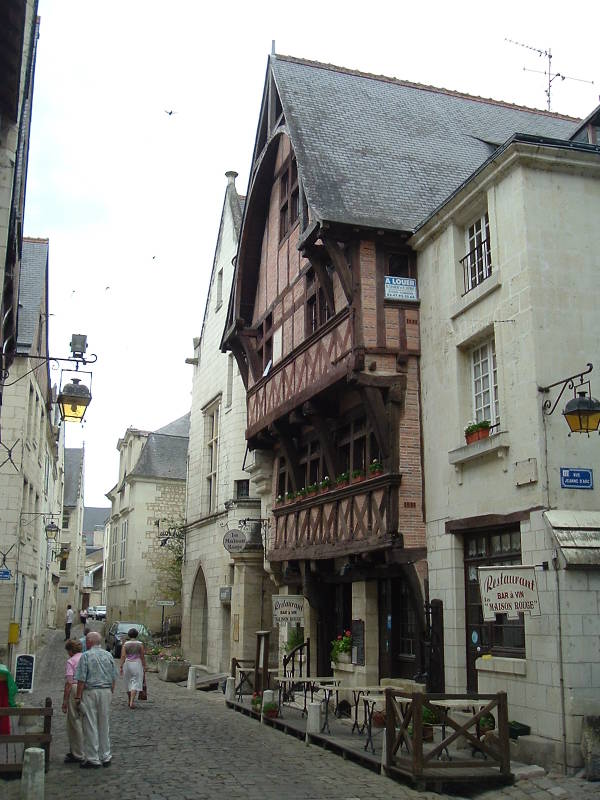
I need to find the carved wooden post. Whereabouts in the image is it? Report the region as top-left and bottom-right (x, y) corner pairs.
(413, 692), (423, 779)
(43, 697), (52, 772)
(496, 691), (510, 776)
(384, 687), (394, 773)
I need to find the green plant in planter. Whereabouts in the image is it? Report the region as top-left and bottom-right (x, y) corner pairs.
(296, 487), (307, 499)
(330, 630), (352, 663)
(307, 483), (318, 495)
(285, 491), (295, 502)
(464, 419), (491, 436)
(251, 691), (262, 709)
(262, 701), (278, 717)
(479, 712), (495, 732)
(336, 471), (350, 486)
(351, 468), (364, 480)
(320, 476), (332, 490)
(284, 626), (304, 653)
(368, 459), (383, 475)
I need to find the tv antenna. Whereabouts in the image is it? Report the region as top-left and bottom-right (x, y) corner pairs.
(505, 38), (594, 111)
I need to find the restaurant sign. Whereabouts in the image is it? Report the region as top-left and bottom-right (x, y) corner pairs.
(272, 595), (304, 625)
(478, 565), (541, 621)
(223, 529), (246, 553)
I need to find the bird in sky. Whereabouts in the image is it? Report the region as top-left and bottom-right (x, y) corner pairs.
(164, 110), (176, 116)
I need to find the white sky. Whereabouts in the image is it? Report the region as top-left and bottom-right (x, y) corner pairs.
(24, 0), (598, 506)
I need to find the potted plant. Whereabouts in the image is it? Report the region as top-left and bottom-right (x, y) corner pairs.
(285, 490), (295, 504)
(408, 705), (437, 742)
(295, 487), (307, 500)
(351, 468), (364, 483)
(157, 651), (190, 682)
(330, 630), (352, 664)
(274, 494), (283, 507)
(320, 476), (332, 493)
(262, 701), (279, 719)
(336, 471), (350, 487)
(478, 711), (496, 734)
(284, 626), (304, 653)
(464, 419), (491, 444)
(306, 483), (318, 496)
(369, 459), (383, 477)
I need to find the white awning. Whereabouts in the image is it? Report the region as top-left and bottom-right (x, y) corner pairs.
(544, 510), (600, 569)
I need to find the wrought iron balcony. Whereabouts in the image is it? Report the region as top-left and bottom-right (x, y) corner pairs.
(268, 473), (402, 561)
(460, 239), (492, 295)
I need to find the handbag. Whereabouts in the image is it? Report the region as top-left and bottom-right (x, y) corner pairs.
(138, 674), (147, 701)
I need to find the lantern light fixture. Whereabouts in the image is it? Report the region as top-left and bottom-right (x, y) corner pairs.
(539, 363), (600, 436)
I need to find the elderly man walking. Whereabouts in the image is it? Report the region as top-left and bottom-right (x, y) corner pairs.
(74, 631), (117, 768)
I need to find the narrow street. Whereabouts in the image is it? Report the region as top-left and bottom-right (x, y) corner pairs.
(2, 624), (597, 800)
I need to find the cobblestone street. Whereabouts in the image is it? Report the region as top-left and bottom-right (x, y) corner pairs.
(2, 625), (598, 800)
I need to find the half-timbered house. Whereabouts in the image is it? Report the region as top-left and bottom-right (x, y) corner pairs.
(222, 54), (577, 685)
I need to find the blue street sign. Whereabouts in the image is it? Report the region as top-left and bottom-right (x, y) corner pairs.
(560, 467), (593, 490)
(0, 568), (12, 580)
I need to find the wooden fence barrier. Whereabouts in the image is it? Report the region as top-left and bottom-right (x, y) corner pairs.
(0, 697), (53, 775)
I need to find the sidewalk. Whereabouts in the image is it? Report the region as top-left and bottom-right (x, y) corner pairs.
(1, 625), (598, 800)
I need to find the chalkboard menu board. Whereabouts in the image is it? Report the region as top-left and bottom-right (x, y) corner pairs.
(15, 654), (35, 692)
(351, 619), (365, 666)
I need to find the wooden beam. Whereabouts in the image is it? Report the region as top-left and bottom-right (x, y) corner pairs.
(302, 401), (338, 478)
(237, 331), (262, 384)
(303, 243), (336, 313)
(228, 340), (249, 388)
(359, 385), (390, 460)
(271, 420), (303, 492)
(321, 234), (353, 303)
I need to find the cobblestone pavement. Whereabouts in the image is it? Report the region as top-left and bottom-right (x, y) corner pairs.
(2, 625), (599, 800)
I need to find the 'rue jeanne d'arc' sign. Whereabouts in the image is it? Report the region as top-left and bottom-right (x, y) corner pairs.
(272, 595), (304, 625)
(478, 565), (541, 621)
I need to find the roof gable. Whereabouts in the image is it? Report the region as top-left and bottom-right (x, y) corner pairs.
(271, 55), (578, 232)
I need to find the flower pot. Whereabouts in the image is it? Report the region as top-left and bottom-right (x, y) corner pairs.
(351, 475), (364, 484)
(263, 708), (278, 719)
(369, 470), (383, 478)
(337, 652), (351, 664)
(158, 660), (190, 682)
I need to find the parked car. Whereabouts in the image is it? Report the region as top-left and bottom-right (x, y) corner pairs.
(94, 605), (106, 620)
(105, 622), (154, 658)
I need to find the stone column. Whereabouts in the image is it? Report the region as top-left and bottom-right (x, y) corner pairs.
(231, 552), (267, 661)
(352, 580), (379, 686)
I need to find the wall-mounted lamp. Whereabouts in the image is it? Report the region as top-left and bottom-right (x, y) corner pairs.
(1, 333), (97, 425)
(539, 363), (600, 436)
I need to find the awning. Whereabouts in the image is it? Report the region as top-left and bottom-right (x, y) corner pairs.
(544, 510), (600, 569)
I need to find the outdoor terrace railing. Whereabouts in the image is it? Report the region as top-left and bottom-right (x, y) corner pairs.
(0, 697), (53, 775)
(383, 689), (510, 785)
(269, 474), (401, 561)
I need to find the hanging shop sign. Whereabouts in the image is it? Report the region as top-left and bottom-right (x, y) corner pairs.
(223, 529), (246, 553)
(478, 565), (541, 621)
(384, 276), (418, 301)
(272, 595), (305, 625)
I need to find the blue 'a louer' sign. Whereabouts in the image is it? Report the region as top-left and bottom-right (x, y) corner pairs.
(560, 467), (593, 490)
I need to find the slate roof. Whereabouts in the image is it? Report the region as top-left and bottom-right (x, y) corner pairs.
(271, 56), (579, 232)
(16, 238), (48, 354)
(64, 448), (84, 507)
(129, 414), (189, 481)
(83, 506), (110, 532)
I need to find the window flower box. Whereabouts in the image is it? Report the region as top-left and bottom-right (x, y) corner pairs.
(369, 460), (383, 477)
(320, 477), (332, 493)
(464, 420), (491, 445)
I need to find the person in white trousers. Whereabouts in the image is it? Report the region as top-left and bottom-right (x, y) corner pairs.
(74, 631), (117, 768)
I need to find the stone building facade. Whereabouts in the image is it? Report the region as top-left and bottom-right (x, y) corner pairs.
(105, 415), (189, 633)
(411, 121), (600, 771)
(0, 238), (64, 664)
(57, 447), (85, 623)
(183, 172), (273, 672)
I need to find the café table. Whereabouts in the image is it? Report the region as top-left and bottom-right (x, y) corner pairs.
(275, 675), (339, 718)
(315, 679), (342, 734)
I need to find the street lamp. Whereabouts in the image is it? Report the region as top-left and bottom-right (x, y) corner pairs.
(539, 363), (600, 436)
(57, 377), (92, 422)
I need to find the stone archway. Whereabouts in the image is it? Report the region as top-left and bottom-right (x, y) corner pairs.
(189, 565), (208, 665)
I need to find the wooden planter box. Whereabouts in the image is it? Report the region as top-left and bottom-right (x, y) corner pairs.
(158, 660), (190, 682)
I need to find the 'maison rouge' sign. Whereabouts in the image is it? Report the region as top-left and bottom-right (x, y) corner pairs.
(478, 565), (541, 621)
(272, 595), (304, 625)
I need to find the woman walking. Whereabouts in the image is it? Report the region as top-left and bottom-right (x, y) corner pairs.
(62, 639), (84, 763)
(119, 628), (146, 709)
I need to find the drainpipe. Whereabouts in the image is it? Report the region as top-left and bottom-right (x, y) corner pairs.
(552, 548), (568, 775)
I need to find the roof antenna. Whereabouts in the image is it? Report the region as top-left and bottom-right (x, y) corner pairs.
(271, 39), (276, 56)
(505, 38), (594, 111)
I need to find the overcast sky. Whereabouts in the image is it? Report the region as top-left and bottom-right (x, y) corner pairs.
(24, 0), (598, 506)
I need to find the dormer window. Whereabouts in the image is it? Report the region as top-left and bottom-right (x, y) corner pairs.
(279, 157), (299, 241)
(461, 212), (492, 294)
